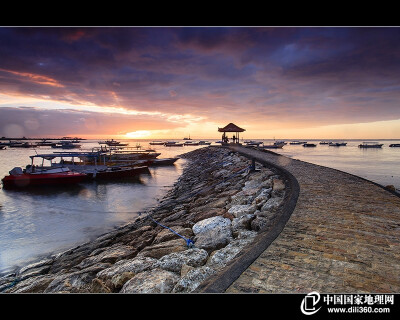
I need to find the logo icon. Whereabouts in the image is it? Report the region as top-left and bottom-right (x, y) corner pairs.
(301, 291), (322, 315)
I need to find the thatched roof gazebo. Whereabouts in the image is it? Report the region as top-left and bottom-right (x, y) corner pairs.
(218, 123), (245, 145)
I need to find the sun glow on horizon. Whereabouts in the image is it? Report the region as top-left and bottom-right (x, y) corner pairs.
(125, 130), (152, 138)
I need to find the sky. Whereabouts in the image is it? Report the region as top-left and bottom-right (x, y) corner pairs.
(0, 26), (400, 140)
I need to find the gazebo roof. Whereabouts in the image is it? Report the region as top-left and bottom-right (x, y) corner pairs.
(218, 123), (245, 132)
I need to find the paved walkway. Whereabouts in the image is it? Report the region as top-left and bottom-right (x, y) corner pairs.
(221, 146), (400, 293)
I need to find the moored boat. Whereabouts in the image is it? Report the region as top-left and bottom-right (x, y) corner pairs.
(290, 141), (307, 145)
(303, 143), (317, 147)
(164, 141), (183, 147)
(329, 142), (347, 146)
(27, 152), (150, 181)
(98, 139), (128, 146)
(389, 144), (400, 147)
(1, 166), (86, 189)
(260, 141), (285, 149)
(244, 140), (263, 147)
(149, 141), (165, 145)
(184, 141), (199, 146)
(51, 141), (81, 149)
(358, 142), (383, 148)
(9, 141), (37, 148)
(150, 158), (179, 166)
(198, 141), (211, 145)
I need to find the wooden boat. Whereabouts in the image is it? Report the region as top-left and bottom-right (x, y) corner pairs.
(51, 141), (81, 149)
(260, 142), (285, 149)
(198, 141), (211, 145)
(329, 142), (347, 146)
(303, 143), (317, 147)
(149, 141), (165, 145)
(289, 141), (307, 145)
(319, 141), (330, 145)
(36, 139), (54, 146)
(107, 148), (161, 161)
(358, 142), (383, 148)
(98, 139), (128, 146)
(184, 141), (199, 146)
(164, 141), (183, 147)
(82, 166), (150, 180)
(27, 152), (150, 181)
(244, 140), (263, 147)
(150, 158), (179, 166)
(9, 141), (37, 148)
(1, 166), (86, 189)
(389, 144), (400, 147)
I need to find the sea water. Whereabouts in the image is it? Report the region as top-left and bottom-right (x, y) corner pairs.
(0, 138), (399, 275)
(0, 139), (208, 275)
(270, 139), (400, 191)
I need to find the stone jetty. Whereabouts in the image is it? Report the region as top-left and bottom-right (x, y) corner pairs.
(224, 146), (400, 293)
(0, 146), (288, 293)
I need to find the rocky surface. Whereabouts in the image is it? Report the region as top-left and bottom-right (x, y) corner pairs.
(0, 146), (287, 293)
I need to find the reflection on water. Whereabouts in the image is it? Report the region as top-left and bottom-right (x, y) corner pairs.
(0, 140), (196, 274)
(272, 139), (400, 190)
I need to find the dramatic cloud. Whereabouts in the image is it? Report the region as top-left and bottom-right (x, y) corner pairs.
(0, 27), (399, 138)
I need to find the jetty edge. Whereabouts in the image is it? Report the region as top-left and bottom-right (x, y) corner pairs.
(0, 146), (291, 293)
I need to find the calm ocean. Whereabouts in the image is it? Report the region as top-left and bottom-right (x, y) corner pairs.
(0, 138), (399, 275)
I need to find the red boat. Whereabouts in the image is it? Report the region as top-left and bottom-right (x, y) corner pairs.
(1, 167), (87, 189)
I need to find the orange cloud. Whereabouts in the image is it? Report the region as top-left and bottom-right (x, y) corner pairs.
(0, 68), (64, 88)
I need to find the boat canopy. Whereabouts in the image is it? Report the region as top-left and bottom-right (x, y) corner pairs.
(29, 152), (103, 160)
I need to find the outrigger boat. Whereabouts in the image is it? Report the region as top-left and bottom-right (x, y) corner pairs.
(149, 141), (165, 145)
(329, 142), (347, 146)
(98, 139), (128, 147)
(26, 152), (150, 181)
(51, 141), (81, 149)
(9, 141), (37, 148)
(1, 154), (87, 189)
(164, 141), (184, 147)
(198, 141), (211, 145)
(183, 141), (199, 146)
(244, 140), (263, 147)
(358, 142), (383, 148)
(260, 141), (285, 149)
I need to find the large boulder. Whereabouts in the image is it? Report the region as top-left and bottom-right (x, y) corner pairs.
(96, 256), (159, 280)
(227, 204), (257, 218)
(192, 216), (233, 252)
(157, 248), (208, 273)
(44, 263), (112, 293)
(76, 244), (135, 269)
(137, 238), (187, 259)
(172, 266), (217, 293)
(192, 216), (231, 235)
(120, 268), (179, 293)
(206, 236), (257, 270)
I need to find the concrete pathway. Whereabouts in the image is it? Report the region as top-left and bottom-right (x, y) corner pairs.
(222, 146), (400, 293)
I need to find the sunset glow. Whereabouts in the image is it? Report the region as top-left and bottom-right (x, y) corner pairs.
(125, 130), (152, 138)
(1, 27), (400, 139)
